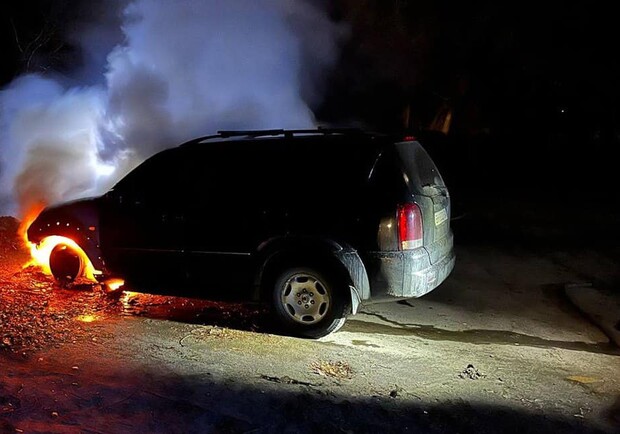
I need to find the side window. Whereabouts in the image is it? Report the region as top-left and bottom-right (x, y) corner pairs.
(113, 149), (187, 205)
(183, 144), (258, 217)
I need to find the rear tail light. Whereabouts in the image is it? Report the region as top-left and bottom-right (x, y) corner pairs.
(398, 203), (423, 250)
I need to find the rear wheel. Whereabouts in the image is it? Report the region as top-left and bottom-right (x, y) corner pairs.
(272, 267), (349, 338)
(49, 244), (84, 284)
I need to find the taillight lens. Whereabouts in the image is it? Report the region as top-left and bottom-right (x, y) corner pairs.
(398, 203), (423, 250)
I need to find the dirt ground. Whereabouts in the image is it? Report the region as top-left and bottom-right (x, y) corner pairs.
(1, 202), (620, 433)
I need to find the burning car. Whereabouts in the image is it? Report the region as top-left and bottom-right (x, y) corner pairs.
(26, 129), (455, 338)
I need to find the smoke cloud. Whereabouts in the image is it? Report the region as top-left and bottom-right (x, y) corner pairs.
(0, 0), (342, 216)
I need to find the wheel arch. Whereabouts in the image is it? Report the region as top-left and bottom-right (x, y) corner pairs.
(254, 237), (370, 314)
(27, 199), (106, 274)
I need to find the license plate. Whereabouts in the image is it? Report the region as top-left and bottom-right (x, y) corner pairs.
(434, 208), (448, 226)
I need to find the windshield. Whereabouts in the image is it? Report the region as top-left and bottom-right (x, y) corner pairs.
(395, 141), (446, 196)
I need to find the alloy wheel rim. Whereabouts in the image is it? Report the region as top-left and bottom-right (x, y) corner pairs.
(280, 273), (330, 325)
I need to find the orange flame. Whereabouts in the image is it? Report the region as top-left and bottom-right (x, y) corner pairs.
(20, 204), (97, 281)
(76, 314), (99, 323)
(26, 235), (98, 281)
(19, 203), (125, 288)
(104, 278), (125, 291)
(18, 202), (46, 245)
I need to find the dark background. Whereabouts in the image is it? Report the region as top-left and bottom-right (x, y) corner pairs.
(321, 1), (619, 200)
(1, 0), (618, 200)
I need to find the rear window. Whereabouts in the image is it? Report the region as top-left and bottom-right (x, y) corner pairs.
(395, 141), (446, 196)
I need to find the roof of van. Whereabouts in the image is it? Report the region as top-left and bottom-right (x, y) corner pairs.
(179, 128), (390, 147)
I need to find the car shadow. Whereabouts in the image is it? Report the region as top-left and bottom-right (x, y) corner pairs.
(1, 367), (616, 433)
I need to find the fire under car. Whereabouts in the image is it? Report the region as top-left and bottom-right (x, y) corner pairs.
(27, 129), (455, 338)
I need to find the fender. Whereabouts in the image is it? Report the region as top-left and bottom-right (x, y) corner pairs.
(254, 236), (371, 314)
(27, 198), (106, 273)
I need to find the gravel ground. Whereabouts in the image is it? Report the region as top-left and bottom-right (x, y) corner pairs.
(0, 217), (119, 354)
(0, 216), (267, 355)
(1, 211), (619, 433)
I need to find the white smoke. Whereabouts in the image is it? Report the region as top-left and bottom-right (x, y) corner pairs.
(0, 0), (342, 216)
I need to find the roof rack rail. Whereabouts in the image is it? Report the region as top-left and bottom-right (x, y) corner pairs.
(217, 129), (286, 138)
(178, 134), (224, 147)
(217, 127), (364, 138)
(180, 128), (366, 147)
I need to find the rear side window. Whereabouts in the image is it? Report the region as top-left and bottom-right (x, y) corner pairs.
(277, 140), (369, 194)
(368, 147), (405, 203)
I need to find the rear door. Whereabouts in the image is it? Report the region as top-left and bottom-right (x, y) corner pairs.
(183, 142), (275, 299)
(395, 141), (451, 263)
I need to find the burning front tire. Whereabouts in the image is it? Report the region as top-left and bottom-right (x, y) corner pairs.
(272, 267), (349, 339)
(49, 244), (84, 283)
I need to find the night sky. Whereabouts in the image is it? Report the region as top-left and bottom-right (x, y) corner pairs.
(1, 0), (618, 196)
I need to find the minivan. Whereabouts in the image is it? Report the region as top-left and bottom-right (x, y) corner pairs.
(27, 129), (455, 337)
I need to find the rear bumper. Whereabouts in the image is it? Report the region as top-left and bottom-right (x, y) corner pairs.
(364, 245), (455, 303)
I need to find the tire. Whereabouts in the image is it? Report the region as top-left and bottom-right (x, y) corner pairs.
(271, 266), (350, 339)
(49, 244), (84, 284)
